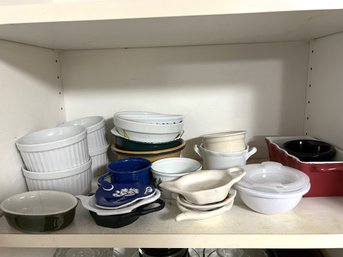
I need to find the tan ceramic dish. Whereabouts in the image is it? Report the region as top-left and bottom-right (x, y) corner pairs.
(159, 167), (245, 205)
(177, 189), (237, 211)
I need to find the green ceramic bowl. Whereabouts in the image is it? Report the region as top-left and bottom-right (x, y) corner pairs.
(0, 190), (77, 233)
(114, 134), (183, 152)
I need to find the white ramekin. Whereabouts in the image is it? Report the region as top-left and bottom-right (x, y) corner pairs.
(59, 116), (108, 152)
(22, 159), (92, 195)
(16, 126), (89, 172)
(89, 144), (109, 177)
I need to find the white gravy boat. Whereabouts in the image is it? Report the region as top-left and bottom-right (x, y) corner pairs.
(159, 167), (245, 205)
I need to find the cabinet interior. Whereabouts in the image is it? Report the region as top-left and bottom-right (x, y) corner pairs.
(1, 4), (343, 253)
(2, 32), (343, 200)
(1, 39), (312, 199)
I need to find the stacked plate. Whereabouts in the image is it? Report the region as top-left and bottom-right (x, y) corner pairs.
(60, 116), (109, 177)
(16, 126), (92, 195)
(160, 167), (246, 221)
(234, 161), (311, 214)
(111, 111), (185, 162)
(77, 158), (165, 228)
(175, 189), (237, 222)
(77, 189), (164, 228)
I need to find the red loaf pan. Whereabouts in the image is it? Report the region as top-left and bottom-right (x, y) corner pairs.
(266, 136), (343, 197)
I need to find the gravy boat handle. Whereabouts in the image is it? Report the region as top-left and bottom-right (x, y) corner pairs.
(193, 144), (202, 157)
(226, 167), (246, 184)
(245, 147), (257, 160)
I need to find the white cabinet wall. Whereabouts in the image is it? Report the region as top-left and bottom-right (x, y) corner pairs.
(1, 1), (343, 255)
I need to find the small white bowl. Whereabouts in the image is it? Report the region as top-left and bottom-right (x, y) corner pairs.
(114, 115), (184, 133)
(113, 113), (184, 143)
(159, 167), (245, 205)
(16, 126), (89, 172)
(60, 116), (108, 151)
(23, 159), (92, 195)
(194, 144), (257, 170)
(235, 182), (311, 214)
(201, 130), (246, 152)
(115, 127), (183, 143)
(151, 157), (202, 199)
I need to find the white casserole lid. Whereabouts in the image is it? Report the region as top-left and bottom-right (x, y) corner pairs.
(237, 161), (310, 193)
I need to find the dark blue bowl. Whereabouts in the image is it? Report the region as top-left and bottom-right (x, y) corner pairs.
(99, 158), (152, 185)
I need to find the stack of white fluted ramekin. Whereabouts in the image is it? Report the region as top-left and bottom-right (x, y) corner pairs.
(60, 116), (109, 177)
(16, 125), (92, 195)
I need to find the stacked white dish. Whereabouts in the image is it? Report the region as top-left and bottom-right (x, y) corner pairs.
(234, 161), (311, 214)
(60, 116), (109, 177)
(16, 126), (91, 195)
(112, 111), (184, 143)
(160, 167), (246, 221)
(175, 189), (237, 222)
(194, 131), (257, 169)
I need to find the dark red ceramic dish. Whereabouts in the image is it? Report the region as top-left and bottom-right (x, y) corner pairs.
(266, 137), (343, 197)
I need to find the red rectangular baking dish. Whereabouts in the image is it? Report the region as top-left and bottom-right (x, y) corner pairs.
(266, 136), (343, 197)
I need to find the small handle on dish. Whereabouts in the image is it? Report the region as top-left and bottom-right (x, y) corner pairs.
(134, 199), (165, 216)
(97, 172), (111, 186)
(245, 147), (257, 160)
(175, 130), (184, 140)
(76, 195), (100, 214)
(193, 144), (202, 157)
(226, 167), (246, 184)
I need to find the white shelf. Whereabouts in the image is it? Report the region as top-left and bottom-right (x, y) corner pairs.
(1, 1), (343, 253)
(1, 197), (343, 248)
(1, 1), (343, 49)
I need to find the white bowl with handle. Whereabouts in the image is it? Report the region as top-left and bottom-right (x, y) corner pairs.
(194, 144), (257, 170)
(159, 167), (245, 205)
